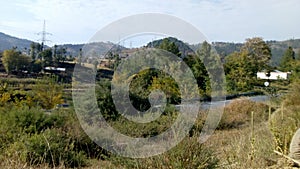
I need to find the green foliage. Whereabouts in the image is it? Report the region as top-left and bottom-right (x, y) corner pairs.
(158, 38), (181, 57)
(196, 41), (224, 96)
(183, 54), (210, 96)
(32, 76), (64, 110)
(224, 38), (272, 93)
(270, 81), (300, 154)
(23, 128), (87, 167)
(149, 74), (180, 104)
(241, 37), (272, 72)
(279, 46), (296, 71)
(30, 42), (43, 61)
(0, 106), (108, 168)
(30, 59), (43, 73)
(53, 45), (67, 64)
(290, 60), (300, 81)
(110, 110), (177, 138)
(0, 84), (35, 107)
(225, 51), (255, 92)
(39, 48), (53, 67)
(148, 37), (193, 57)
(129, 69), (158, 111)
(95, 79), (120, 120)
(1, 49), (31, 74)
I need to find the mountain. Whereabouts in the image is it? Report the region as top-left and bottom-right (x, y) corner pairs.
(0, 32), (34, 52)
(57, 42), (126, 58)
(211, 39), (300, 66)
(1, 32), (300, 66)
(267, 39), (300, 66)
(146, 37), (195, 57)
(0, 32), (126, 57)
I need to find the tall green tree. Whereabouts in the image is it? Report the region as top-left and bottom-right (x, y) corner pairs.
(39, 48), (53, 67)
(280, 46), (295, 71)
(183, 55), (209, 95)
(30, 42), (43, 61)
(225, 51), (254, 92)
(158, 38), (181, 57)
(241, 37), (271, 73)
(196, 41), (225, 95)
(1, 49), (31, 74)
(224, 38), (272, 93)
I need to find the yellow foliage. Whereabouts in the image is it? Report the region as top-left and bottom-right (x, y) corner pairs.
(0, 92), (11, 104)
(33, 77), (64, 110)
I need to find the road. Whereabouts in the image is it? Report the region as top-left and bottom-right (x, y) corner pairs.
(175, 95), (269, 110)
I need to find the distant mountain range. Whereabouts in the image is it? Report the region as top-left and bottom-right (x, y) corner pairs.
(0, 32), (33, 52)
(0, 32), (299, 66)
(0, 32), (125, 58)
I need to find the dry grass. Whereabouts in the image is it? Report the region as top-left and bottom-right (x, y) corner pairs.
(204, 122), (282, 168)
(218, 97), (270, 130)
(1, 93), (299, 168)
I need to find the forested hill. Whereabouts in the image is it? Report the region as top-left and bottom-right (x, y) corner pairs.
(149, 37), (300, 66)
(1, 32), (300, 66)
(267, 39), (300, 66)
(58, 42), (126, 58)
(0, 32), (34, 52)
(211, 39), (300, 66)
(0, 32), (126, 58)
(146, 37), (194, 57)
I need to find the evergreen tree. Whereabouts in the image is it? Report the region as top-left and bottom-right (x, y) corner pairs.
(158, 38), (181, 57)
(241, 37), (271, 73)
(280, 46), (295, 71)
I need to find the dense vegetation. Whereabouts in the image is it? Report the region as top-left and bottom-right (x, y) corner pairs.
(0, 36), (300, 168)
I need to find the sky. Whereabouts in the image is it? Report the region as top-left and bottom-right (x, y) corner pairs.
(0, 0), (299, 47)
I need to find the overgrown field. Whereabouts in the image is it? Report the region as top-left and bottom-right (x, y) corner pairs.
(0, 76), (300, 169)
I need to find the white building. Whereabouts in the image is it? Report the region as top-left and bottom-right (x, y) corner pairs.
(257, 70), (291, 80)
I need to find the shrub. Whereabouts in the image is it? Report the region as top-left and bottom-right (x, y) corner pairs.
(108, 137), (219, 169)
(17, 128), (87, 167)
(218, 97), (269, 130)
(270, 81), (300, 154)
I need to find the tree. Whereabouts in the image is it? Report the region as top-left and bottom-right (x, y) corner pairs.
(183, 54), (209, 95)
(53, 46), (67, 64)
(33, 76), (64, 109)
(158, 38), (181, 57)
(30, 42), (43, 61)
(30, 42), (36, 61)
(223, 38), (271, 93)
(280, 46), (295, 71)
(241, 37), (271, 73)
(1, 49), (31, 74)
(225, 51), (254, 92)
(39, 48), (53, 67)
(196, 41), (225, 95)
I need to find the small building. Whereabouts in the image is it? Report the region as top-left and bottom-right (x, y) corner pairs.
(44, 67), (66, 72)
(257, 70), (291, 80)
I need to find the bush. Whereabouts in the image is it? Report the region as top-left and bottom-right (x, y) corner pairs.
(270, 81), (300, 154)
(218, 97), (269, 130)
(108, 137), (219, 169)
(3, 128), (88, 168)
(0, 105), (110, 168)
(109, 112), (177, 138)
